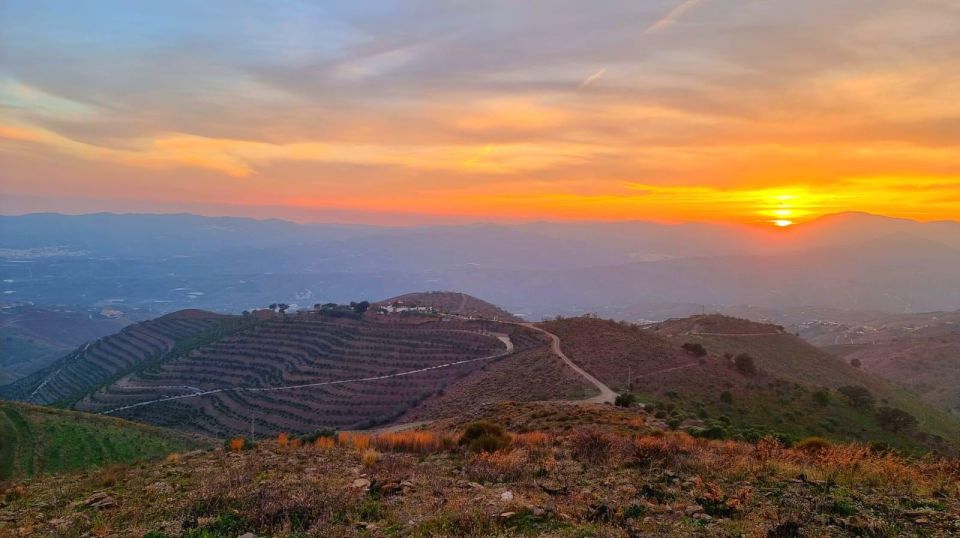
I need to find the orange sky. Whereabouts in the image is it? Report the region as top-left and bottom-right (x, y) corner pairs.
(1, 1), (959, 225)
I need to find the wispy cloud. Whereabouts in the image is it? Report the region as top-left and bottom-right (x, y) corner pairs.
(645, 0), (703, 34)
(579, 68), (607, 88)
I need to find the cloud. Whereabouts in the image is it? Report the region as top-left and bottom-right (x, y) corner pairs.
(578, 68), (607, 88)
(645, 0), (703, 34)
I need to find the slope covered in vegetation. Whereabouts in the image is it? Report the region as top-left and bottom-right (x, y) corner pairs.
(541, 316), (960, 453)
(1, 310), (232, 406)
(0, 401), (208, 480)
(2, 402), (958, 536)
(73, 315), (529, 437)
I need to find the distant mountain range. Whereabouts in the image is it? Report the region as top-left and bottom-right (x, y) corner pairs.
(1, 211), (958, 317)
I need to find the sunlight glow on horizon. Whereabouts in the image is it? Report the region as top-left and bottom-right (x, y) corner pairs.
(1, 1), (958, 225)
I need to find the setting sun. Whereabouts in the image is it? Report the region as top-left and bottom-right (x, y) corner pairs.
(772, 219), (794, 227)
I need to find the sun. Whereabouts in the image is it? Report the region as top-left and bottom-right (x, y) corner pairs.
(771, 219), (793, 227)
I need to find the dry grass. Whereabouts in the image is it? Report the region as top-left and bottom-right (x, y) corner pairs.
(337, 432), (371, 451)
(228, 437), (245, 452)
(7, 412), (958, 537)
(371, 431), (454, 454)
(313, 437), (334, 450)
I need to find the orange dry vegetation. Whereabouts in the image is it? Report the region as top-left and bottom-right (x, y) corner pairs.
(313, 437), (334, 450)
(277, 432), (290, 448)
(372, 431), (453, 454)
(337, 432), (371, 451)
(228, 437), (245, 452)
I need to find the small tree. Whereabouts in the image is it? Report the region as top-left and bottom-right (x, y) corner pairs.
(733, 353), (757, 376)
(719, 391), (733, 404)
(277, 303), (289, 314)
(850, 358), (862, 368)
(682, 342), (707, 357)
(615, 393), (637, 408)
(268, 303), (278, 312)
(353, 300), (371, 315)
(875, 406), (917, 433)
(812, 389), (831, 406)
(838, 385), (874, 410)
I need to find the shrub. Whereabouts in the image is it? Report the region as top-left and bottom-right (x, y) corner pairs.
(875, 407), (917, 433)
(719, 391), (733, 404)
(314, 437), (335, 450)
(838, 385), (874, 409)
(570, 428), (616, 464)
(510, 431), (551, 451)
(361, 449), (380, 467)
(466, 449), (529, 482)
(299, 428), (337, 444)
(733, 353), (757, 376)
(459, 421), (510, 453)
(850, 358), (861, 368)
(277, 432), (290, 448)
(795, 436), (831, 454)
(226, 437), (253, 452)
(667, 418), (681, 430)
(812, 389), (831, 406)
(615, 393), (637, 408)
(682, 342), (707, 357)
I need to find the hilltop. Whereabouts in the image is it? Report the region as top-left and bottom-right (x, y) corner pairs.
(2, 403), (958, 537)
(0, 400), (209, 480)
(376, 291), (522, 321)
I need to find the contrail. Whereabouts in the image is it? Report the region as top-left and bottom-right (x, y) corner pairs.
(579, 67), (607, 88)
(645, 0), (703, 34)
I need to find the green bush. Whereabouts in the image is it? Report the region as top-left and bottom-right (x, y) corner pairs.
(459, 421), (510, 453)
(615, 393), (637, 407)
(733, 353), (757, 376)
(719, 391), (733, 404)
(812, 389), (831, 406)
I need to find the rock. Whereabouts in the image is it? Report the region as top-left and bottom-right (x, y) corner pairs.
(82, 492), (115, 510)
(352, 478), (371, 489)
(380, 481), (403, 496)
(237, 533), (258, 538)
(467, 482), (485, 489)
(500, 491), (514, 501)
(401, 480), (415, 488)
(684, 504), (704, 516)
(499, 512), (516, 518)
(532, 507), (545, 517)
(915, 518), (929, 525)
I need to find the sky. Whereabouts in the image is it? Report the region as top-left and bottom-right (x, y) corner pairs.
(1, 0), (959, 226)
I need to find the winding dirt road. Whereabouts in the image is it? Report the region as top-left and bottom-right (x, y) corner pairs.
(520, 323), (617, 404)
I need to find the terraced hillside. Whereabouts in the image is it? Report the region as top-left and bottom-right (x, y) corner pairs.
(1, 310), (231, 406)
(74, 315), (525, 437)
(0, 401), (208, 479)
(542, 316), (960, 453)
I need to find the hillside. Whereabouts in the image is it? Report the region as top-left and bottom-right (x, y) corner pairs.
(541, 316), (960, 453)
(3, 403), (958, 536)
(376, 291), (522, 321)
(67, 314), (531, 437)
(1, 310), (233, 405)
(817, 312), (960, 415)
(0, 304), (140, 384)
(0, 400), (208, 480)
